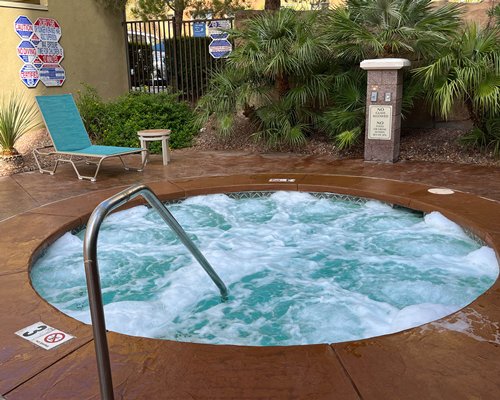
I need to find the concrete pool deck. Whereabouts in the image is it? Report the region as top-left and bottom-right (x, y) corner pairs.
(0, 150), (499, 399)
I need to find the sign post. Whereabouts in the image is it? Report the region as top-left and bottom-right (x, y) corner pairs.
(360, 58), (410, 162)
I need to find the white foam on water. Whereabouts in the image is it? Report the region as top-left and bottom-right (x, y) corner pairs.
(422, 211), (470, 238)
(31, 191), (499, 346)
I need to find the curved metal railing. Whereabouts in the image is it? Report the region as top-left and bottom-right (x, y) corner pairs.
(83, 184), (228, 400)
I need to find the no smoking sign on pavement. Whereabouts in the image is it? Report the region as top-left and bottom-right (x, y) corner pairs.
(15, 322), (74, 350)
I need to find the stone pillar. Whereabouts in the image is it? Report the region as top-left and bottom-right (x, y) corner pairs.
(360, 58), (410, 162)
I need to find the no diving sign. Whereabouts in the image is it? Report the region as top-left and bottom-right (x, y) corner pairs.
(15, 322), (74, 350)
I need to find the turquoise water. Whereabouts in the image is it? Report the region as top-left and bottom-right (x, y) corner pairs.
(31, 192), (499, 345)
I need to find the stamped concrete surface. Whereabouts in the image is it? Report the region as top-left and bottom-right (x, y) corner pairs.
(1, 150), (499, 399)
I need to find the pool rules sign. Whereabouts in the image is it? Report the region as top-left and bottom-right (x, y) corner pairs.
(14, 16), (65, 88)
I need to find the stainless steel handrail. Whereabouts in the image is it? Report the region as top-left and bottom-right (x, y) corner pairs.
(83, 184), (228, 400)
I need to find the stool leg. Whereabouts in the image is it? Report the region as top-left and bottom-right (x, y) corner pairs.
(140, 139), (147, 164)
(161, 138), (168, 165)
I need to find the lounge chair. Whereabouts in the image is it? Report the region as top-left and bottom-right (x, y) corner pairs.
(34, 94), (148, 182)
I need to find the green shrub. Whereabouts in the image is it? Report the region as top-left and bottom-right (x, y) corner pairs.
(76, 87), (197, 153)
(461, 117), (500, 157)
(74, 84), (108, 142)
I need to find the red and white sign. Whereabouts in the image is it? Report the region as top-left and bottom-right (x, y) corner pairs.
(15, 322), (74, 350)
(44, 332), (66, 344)
(33, 56), (43, 69)
(19, 64), (39, 88)
(36, 41), (64, 64)
(17, 40), (37, 63)
(34, 17), (62, 42)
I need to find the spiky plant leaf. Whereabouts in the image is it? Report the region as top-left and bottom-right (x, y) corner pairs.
(0, 92), (39, 155)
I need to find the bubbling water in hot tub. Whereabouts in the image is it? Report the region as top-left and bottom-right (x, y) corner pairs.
(31, 191), (499, 346)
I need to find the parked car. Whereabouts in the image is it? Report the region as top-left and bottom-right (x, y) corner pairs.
(151, 42), (168, 85)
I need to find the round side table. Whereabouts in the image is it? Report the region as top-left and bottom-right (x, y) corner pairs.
(137, 129), (171, 166)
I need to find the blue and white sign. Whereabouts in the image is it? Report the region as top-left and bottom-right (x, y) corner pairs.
(17, 40), (37, 63)
(40, 63), (65, 87)
(209, 39), (232, 59)
(208, 20), (231, 40)
(193, 21), (206, 38)
(14, 16), (33, 40)
(20, 64), (39, 88)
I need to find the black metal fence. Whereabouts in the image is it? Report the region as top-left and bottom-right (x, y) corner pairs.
(126, 18), (233, 103)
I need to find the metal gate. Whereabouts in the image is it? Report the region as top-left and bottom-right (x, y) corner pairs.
(125, 18), (233, 103)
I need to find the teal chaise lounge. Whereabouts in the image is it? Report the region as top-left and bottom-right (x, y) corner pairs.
(34, 94), (148, 182)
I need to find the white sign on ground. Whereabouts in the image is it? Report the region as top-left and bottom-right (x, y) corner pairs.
(15, 322), (74, 350)
(268, 178), (296, 183)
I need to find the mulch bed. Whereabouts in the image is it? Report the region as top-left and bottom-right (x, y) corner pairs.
(1, 120), (499, 178)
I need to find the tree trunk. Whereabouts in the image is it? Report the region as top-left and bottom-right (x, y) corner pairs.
(173, 7), (184, 37)
(276, 74), (290, 97)
(465, 97), (482, 128)
(265, 0), (280, 11)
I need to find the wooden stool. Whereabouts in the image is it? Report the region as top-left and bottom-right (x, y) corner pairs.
(137, 129), (171, 166)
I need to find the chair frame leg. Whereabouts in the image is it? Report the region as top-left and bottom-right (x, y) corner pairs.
(33, 147), (149, 182)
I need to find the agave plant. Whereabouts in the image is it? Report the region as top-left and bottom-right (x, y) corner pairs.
(0, 92), (39, 156)
(197, 8), (335, 147)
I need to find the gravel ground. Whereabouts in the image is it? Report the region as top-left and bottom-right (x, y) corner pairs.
(0, 129), (55, 177)
(1, 118), (499, 177)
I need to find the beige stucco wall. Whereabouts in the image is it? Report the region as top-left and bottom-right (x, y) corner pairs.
(0, 0), (129, 102)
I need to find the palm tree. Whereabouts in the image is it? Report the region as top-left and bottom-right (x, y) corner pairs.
(414, 23), (500, 156)
(197, 9), (334, 147)
(414, 23), (499, 127)
(325, 0), (462, 63)
(321, 0), (462, 148)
